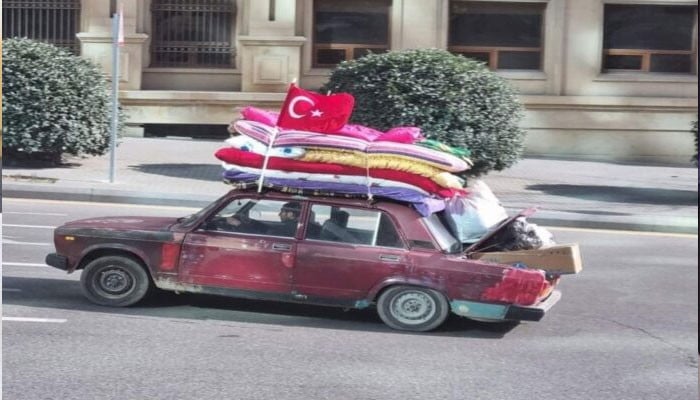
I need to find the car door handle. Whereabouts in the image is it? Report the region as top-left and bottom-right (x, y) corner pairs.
(272, 243), (292, 251)
(379, 255), (401, 263)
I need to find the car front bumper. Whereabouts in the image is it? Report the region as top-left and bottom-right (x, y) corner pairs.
(45, 253), (70, 271)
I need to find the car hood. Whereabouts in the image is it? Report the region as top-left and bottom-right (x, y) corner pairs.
(59, 216), (178, 232)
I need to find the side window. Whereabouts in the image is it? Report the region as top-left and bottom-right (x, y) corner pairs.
(308, 205), (404, 248)
(204, 198), (302, 238)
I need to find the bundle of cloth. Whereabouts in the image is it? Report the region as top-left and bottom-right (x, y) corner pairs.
(214, 106), (473, 216)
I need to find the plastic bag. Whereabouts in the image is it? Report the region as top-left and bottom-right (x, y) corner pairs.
(444, 180), (508, 243)
(491, 217), (557, 251)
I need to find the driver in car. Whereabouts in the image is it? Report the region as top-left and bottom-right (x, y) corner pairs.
(225, 201), (301, 237)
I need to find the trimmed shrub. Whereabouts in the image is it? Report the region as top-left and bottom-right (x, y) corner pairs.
(2, 38), (123, 164)
(692, 118), (698, 166)
(321, 48), (526, 176)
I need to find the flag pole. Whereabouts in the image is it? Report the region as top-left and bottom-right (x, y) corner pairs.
(108, 7), (122, 183)
(258, 79), (296, 192)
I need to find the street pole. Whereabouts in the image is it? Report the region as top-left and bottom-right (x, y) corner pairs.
(108, 12), (121, 183)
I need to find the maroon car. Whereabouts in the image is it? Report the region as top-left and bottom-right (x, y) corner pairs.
(46, 189), (562, 332)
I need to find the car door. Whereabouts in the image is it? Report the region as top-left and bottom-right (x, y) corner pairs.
(178, 197), (301, 295)
(293, 204), (409, 301)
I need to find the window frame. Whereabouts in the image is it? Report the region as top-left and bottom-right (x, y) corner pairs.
(447, 1), (547, 71)
(600, 3), (699, 75)
(311, 0), (393, 68)
(148, 0), (238, 69)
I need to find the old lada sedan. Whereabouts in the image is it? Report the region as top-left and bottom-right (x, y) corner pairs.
(46, 189), (561, 332)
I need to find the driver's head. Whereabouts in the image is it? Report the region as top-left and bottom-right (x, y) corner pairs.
(279, 202), (301, 222)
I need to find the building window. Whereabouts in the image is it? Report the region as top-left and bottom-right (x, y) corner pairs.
(603, 4), (697, 74)
(150, 0), (236, 68)
(448, 1), (545, 70)
(313, 0), (391, 68)
(1, 0), (81, 54)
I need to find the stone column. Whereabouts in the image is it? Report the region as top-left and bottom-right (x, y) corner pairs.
(77, 0), (148, 90)
(238, 0), (306, 92)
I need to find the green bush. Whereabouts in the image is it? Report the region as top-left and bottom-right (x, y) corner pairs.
(692, 118), (698, 166)
(321, 48), (525, 177)
(2, 38), (123, 164)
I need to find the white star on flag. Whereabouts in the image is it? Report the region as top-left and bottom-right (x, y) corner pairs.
(310, 109), (324, 117)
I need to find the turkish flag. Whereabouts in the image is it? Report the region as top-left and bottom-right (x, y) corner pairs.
(276, 84), (354, 133)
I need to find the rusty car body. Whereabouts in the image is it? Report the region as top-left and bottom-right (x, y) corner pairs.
(46, 189), (561, 331)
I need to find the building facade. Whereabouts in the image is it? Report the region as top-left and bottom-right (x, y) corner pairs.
(3, 0), (698, 163)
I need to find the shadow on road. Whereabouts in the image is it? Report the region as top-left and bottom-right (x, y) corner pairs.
(527, 184), (699, 206)
(3, 276), (519, 338)
(129, 163), (222, 182)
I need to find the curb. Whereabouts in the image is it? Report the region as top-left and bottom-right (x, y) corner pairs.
(4, 183), (698, 235)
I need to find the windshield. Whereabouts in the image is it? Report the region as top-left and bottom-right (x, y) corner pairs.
(421, 213), (461, 254)
(177, 197), (225, 228)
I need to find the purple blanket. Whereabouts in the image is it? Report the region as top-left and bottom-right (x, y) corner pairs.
(222, 170), (445, 217)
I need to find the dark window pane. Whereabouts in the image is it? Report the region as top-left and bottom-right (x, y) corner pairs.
(650, 54), (692, 73)
(352, 47), (388, 59)
(449, 2), (544, 47)
(459, 52), (490, 63)
(604, 4), (696, 50)
(603, 55), (643, 70)
(498, 51), (540, 69)
(315, 11), (389, 44)
(316, 49), (346, 65)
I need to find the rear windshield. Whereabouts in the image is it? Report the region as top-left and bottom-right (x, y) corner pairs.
(421, 213), (461, 253)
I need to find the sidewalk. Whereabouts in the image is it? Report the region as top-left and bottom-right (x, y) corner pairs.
(3, 136), (698, 234)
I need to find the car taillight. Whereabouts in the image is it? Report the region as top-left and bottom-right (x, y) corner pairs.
(161, 242), (181, 271)
(481, 268), (548, 306)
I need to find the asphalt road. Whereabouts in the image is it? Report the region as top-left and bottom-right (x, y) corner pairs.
(2, 198), (698, 400)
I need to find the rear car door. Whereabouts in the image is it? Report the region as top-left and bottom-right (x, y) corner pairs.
(178, 197), (300, 294)
(293, 204), (409, 302)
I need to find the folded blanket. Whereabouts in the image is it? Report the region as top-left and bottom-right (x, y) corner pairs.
(222, 169), (446, 217)
(233, 120), (469, 172)
(214, 147), (466, 198)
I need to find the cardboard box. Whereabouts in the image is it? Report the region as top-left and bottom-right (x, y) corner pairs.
(471, 243), (583, 274)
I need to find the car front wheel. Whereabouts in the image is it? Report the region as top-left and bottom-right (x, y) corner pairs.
(377, 286), (449, 332)
(80, 255), (151, 307)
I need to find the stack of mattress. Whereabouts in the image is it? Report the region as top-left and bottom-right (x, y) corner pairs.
(214, 107), (472, 216)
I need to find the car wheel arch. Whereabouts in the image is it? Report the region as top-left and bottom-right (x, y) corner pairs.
(78, 246), (151, 279)
(369, 278), (450, 304)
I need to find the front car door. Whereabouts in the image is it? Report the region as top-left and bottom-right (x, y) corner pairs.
(178, 197), (302, 295)
(293, 203), (409, 304)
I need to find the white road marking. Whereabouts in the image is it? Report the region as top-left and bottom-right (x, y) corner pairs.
(2, 317), (67, 323)
(2, 238), (53, 246)
(4, 198), (200, 211)
(2, 288), (22, 292)
(2, 224), (56, 229)
(546, 226), (698, 238)
(3, 211), (68, 216)
(2, 262), (50, 267)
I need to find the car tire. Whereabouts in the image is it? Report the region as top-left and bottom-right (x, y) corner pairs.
(377, 285), (449, 332)
(80, 255), (151, 307)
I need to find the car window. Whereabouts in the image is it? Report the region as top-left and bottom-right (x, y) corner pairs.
(204, 198), (301, 238)
(307, 205), (404, 248)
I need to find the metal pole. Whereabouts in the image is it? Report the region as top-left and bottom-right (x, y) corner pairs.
(109, 13), (120, 183)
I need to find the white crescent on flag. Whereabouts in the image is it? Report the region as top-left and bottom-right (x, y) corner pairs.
(288, 96), (315, 119)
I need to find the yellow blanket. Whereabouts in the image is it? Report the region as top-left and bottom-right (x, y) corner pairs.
(301, 149), (464, 189)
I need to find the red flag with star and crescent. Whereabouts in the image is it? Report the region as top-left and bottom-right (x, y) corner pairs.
(276, 84), (354, 133)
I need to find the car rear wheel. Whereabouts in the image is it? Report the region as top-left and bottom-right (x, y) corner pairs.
(377, 286), (449, 332)
(80, 255), (151, 307)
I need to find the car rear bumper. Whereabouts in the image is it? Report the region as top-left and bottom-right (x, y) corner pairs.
(450, 290), (561, 322)
(504, 290), (561, 321)
(45, 253), (69, 271)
